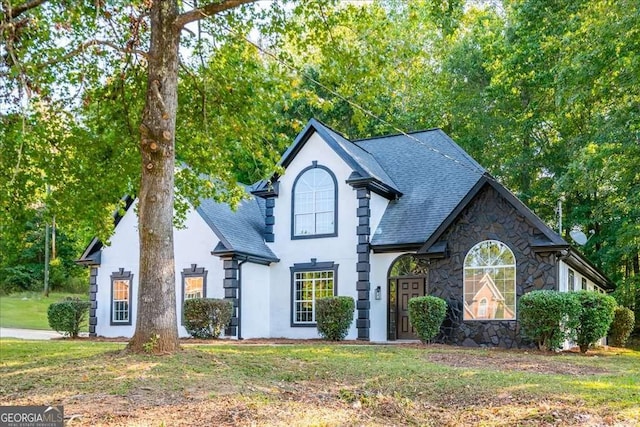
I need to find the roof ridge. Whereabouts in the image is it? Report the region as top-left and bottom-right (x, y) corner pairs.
(353, 127), (442, 143)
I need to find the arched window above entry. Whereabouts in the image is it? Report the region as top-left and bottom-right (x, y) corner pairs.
(292, 165), (337, 238)
(463, 240), (516, 321)
(389, 254), (428, 277)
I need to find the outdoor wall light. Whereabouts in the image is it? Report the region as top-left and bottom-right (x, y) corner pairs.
(375, 286), (382, 300)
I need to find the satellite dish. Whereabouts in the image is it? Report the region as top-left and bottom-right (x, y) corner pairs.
(569, 228), (588, 246)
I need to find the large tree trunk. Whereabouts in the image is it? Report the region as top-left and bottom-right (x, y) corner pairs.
(128, 0), (181, 354)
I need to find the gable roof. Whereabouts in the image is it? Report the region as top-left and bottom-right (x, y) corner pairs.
(275, 119), (402, 199)
(417, 176), (566, 254)
(76, 189), (278, 266)
(76, 195), (135, 265)
(197, 187), (278, 263)
(356, 129), (487, 248)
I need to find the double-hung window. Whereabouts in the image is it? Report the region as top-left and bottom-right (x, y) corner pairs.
(291, 262), (338, 326)
(111, 269), (133, 325)
(182, 264), (207, 301)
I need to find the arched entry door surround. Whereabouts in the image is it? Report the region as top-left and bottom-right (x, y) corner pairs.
(387, 255), (428, 340)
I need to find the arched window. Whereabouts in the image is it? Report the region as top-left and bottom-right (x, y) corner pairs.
(463, 240), (516, 321)
(292, 165), (337, 238)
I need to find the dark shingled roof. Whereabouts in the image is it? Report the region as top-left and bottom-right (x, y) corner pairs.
(196, 187), (278, 262)
(353, 129), (486, 247)
(319, 122), (400, 194)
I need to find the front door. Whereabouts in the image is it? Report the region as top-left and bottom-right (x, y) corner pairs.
(396, 276), (426, 340)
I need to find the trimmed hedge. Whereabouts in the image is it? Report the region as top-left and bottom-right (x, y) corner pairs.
(183, 298), (233, 339)
(316, 296), (355, 341)
(518, 290), (581, 351)
(608, 306), (635, 347)
(574, 291), (617, 353)
(407, 296), (447, 343)
(47, 297), (90, 337)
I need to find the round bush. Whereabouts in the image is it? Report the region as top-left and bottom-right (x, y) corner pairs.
(407, 296), (447, 343)
(183, 298), (233, 339)
(609, 306), (635, 347)
(316, 296), (355, 341)
(518, 290), (581, 351)
(575, 291), (617, 353)
(47, 297), (90, 337)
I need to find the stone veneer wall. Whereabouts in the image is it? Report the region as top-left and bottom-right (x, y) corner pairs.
(428, 185), (557, 348)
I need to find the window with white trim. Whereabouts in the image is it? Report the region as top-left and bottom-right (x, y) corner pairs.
(110, 269), (132, 325)
(291, 262), (337, 325)
(463, 240), (516, 320)
(293, 166), (336, 237)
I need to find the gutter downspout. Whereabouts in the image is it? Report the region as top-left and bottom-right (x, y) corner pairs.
(237, 257), (248, 340)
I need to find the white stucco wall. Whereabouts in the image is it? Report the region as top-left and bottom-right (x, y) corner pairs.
(558, 260), (605, 294)
(95, 200), (140, 338)
(369, 252), (407, 342)
(95, 200), (223, 338)
(369, 191), (389, 236)
(239, 262), (271, 339)
(267, 132), (360, 339)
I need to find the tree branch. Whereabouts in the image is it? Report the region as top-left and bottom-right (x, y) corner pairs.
(0, 39), (148, 76)
(3, 0), (49, 20)
(174, 0), (257, 29)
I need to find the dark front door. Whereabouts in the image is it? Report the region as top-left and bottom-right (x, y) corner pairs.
(397, 276), (426, 339)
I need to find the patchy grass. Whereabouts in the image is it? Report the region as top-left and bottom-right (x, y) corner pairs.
(0, 292), (88, 330)
(0, 340), (638, 426)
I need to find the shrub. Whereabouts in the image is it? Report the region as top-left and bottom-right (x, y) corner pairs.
(316, 296), (355, 341)
(183, 298), (233, 339)
(407, 296), (447, 343)
(574, 291), (617, 353)
(518, 290), (581, 351)
(609, 306), (635, 347)
(47, 297), (90, 337)
(0, 265), (36, 294)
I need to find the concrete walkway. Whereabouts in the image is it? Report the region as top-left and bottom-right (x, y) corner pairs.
(0, 327), (64, 340)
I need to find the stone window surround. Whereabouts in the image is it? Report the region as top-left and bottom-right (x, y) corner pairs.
(463, 240), (516, 321)
(290, 259), (339, 327)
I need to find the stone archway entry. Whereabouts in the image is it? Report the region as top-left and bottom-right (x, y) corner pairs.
(388, 255), (428, 341)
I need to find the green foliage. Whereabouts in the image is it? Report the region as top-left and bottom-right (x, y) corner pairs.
(183, 298), (233, 339)
(573, 291), (617, 353)
(407, 296), (447, 343)
(47, 297), (90, 338)
(0, 266), (34, 294)
(609, 306), (636, 348)
(0, 208), (89, 295)
(518, 291), (581, 351)
(316, 296), (355, 341)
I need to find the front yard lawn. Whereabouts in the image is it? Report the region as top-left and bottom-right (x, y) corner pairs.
(0, 339), (638, 426)
(0, 292), (88, 330)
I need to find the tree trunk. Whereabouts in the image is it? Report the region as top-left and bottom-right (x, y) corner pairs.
(127, 0), (181, 354)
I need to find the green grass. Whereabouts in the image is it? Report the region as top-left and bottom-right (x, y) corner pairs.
(0, 340), (638, 426)
(0, 292), (88, 329)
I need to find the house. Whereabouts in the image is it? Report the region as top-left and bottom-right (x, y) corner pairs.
(78, 119), (612, 347)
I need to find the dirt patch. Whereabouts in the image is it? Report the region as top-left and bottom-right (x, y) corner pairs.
(424, 348), (611, 375)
